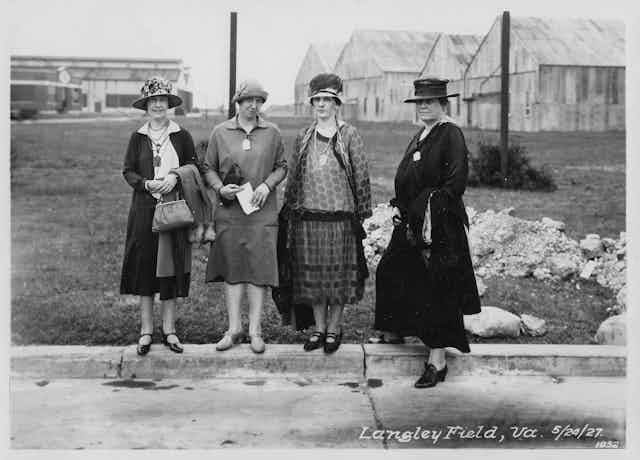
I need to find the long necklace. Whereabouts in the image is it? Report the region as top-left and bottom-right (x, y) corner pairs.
(147, 121), (170, 168)
(313, 126), (335, 168)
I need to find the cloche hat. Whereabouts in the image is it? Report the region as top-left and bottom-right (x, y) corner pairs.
(132, 76), (183, 110)
(404, 77), (459, 103)
(308, 73), (344, 106)
(232, 79), (268, 104)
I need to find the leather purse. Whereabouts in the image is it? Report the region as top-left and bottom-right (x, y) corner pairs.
(152, 191), (195, 233)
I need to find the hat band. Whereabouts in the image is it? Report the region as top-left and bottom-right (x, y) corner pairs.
(413, 86), (448, 99)
(311, 87), (340, 97)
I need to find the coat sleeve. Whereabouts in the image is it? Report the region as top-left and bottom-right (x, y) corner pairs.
(348, 127), (372, 221)
(202, 128), (224, 191)
(263, 129), (288, 191)
(407, 124), (469, 237)
(283, 131), (302, 206)
(181, 129), (198, 165)
(122, 133), (146, 191)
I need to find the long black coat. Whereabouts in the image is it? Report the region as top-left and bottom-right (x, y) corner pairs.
(374, 121), (480, 352)
(120, 127), (197, 299)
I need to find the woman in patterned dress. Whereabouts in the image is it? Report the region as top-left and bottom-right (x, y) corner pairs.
(278, 73), (372, 353)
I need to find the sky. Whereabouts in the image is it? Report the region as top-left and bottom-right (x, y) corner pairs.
(6, 0), (633, 108)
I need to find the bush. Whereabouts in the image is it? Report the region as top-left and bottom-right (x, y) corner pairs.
(468, 143), (556, 191)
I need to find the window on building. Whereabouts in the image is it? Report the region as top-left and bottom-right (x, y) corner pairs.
(375, 97), (379, 116)
(363, 97), (367, 115)
(456, 95), (461, 116)
(106, 94), (139, 108)
(525, 91), (531, 117)
(610, 69), (618, 104)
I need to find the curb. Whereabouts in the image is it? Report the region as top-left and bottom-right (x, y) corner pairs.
(10, 344), (626, 379)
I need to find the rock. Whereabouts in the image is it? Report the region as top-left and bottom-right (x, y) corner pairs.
(500, 207), (515, 216)
(615, 249), (625, 260)
(520, 314), (547, 336)
(464, 306), (521, 338)
(616, 286), (626, 309)
(579, 260), (598, 279)
(507, 266), (532, 278)
(466, 206), (477, 223)
(494, 227), (515, 244)
(541, 217), (566, 232)
(475, 276), (487, 297)
(594, 313), (626, 345)
(533, 267), (552, 280)
(579, 234), (603, 259)
(601, 238), (616, 251)
(548, 255), (579, 280)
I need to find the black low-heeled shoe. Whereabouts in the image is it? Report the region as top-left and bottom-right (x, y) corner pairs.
(159, 326), (184, 354)
(136, 333), (153, 356)
(414, 362), (447, 388)
(303, 331), (326, 351)
(324, 329), (343, 354)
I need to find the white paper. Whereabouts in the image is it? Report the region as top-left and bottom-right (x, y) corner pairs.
(235, 182), (260, 215)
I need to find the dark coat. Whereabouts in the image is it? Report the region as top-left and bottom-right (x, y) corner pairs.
(120, 127), (197, 299)
(374, 121), (480, 352)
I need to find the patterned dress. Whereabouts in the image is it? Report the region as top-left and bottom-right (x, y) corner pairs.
(285, 122), (372, 311)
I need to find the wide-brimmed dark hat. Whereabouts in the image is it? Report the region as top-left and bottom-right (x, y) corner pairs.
(308, 73), (344, 105)
(132, 76), (183, 110)
(404, 77), (459, 103)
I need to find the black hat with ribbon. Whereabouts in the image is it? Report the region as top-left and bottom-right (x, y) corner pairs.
(308, 73), (344, 106)
(404, 77), (459, 103)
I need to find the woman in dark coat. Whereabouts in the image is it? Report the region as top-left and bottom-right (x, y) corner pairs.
(374, 77), (481, 388)
(120, 76), (198, 355)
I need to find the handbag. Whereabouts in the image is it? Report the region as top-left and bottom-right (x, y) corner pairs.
(151, 189), (195, 233)
(220, 163), (245, 207)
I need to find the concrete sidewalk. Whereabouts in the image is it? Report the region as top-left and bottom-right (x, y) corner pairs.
(10, 375), (626, 449)
(10, 344), (627, 449)
(11, 344), (626, 379)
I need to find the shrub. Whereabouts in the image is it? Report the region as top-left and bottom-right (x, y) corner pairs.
(468, 142), (556, 191)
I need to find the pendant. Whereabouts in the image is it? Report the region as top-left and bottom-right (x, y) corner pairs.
(318, 155), (328, 167)
(153, 155), (161, 167)
(412, 151), (421, 162)
(242, 138), (251, 151)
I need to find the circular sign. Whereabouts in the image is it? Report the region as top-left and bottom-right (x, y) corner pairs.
(58, 69), (71, 84)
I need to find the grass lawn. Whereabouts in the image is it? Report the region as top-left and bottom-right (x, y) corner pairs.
(10, 116), (624, 345)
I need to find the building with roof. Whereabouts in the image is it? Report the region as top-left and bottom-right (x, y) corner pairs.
(418, 34), (482, 122)
(294, 42), (344, 116)
(11, 56), (192, 115)
(333, 30), (440, 122)
(462, 16), (625, 131)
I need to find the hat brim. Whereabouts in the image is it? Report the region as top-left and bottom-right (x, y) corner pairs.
(404, 93), (459, 103)
(233, 91), (268, 104)
(309, 91), (343, 105)
(132, 93), (183, 110)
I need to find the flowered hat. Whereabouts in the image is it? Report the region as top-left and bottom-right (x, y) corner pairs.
(404, 77), (459, 103)
(308, 73), (344, 105)
(132, 76), (183, 110)
(232, 79), (268, 104)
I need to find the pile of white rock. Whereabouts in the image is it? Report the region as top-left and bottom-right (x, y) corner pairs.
(362, 204), (627, 343)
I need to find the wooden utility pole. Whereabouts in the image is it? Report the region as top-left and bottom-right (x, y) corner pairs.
(228, 11), (238, 119)
(500, 10), (510, 181)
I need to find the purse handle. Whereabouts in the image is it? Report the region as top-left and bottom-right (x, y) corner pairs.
(157, 182), (182, 203)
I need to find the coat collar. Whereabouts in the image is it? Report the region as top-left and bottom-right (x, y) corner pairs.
(137, 119), (181, 135)
(222, 114), (269, 130)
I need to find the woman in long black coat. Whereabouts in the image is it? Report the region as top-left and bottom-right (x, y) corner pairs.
(120, 76), (197, 355)
(374, 77), (480, 388)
